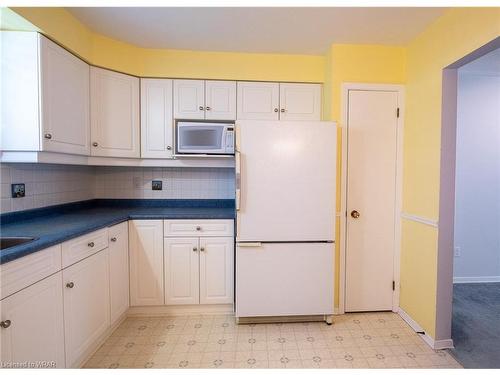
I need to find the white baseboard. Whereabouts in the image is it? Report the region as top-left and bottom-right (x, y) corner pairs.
(453, 276), (500, 284)
(127, 304), (234, 317)
(398, 308), (454, 350)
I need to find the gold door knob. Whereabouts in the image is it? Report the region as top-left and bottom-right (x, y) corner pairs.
(351, 210), (360, 219)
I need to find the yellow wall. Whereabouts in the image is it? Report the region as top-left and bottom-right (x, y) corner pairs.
(401, 8), (500, 338)
(6, 7), (324, 83)
(323, 44), (407, 307)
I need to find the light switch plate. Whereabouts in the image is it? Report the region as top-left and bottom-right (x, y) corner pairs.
(11, 183), (26, 198)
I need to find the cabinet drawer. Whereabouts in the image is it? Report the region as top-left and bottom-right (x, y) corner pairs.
(62, 229), (108, 268)
(1, 245), (62, 300)
(163, 220), (234, 237)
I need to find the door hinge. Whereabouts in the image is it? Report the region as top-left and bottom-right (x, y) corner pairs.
(392, 281), (396, 291)
(396, 107), (400, 118)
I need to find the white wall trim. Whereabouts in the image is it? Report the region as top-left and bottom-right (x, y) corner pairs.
(339, 83), (405, 315)
(127, 304), (234, 317)
(453, 276), (500, 283)
(401, 212), (439, 228)
(398, 308), (454, 350)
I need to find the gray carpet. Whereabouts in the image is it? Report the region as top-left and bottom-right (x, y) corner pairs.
(450, 282), (500, 368)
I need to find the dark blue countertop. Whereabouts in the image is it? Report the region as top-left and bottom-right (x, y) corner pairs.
(0, 199), (235, 264)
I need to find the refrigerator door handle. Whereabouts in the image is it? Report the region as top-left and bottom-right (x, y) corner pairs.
(237, 242), (262, 247)
(235, 150), (241, 211)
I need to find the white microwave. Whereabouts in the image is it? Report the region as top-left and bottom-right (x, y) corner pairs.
(176, 120), (235, 155)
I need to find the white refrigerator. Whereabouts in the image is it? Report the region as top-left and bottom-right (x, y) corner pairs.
(235, 120), (336, 321)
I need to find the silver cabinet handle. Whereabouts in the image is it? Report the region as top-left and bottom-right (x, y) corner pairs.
(92, 142), (98, 147)
(110, 237), (117, 242)
(196, 226), (201, 231)
(199, 106), (204, 111)
(44, 133), (52, 139)
(66, 282), (74, 289)
(206, 106), (211, 111)
(235, 150), (241, 211)
(0, 320), (11, 329)
(274, 108), (279, 113)
(167, 146), (172, 150)
(280, 108), (285, 113)
(87, 242), (95, 247)
(192, 247), (198, 252)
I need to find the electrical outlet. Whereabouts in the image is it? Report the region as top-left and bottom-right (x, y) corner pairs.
(152, 180), (163, 191)
(11, 183), (26, 198)
(454, 246), (461, 257)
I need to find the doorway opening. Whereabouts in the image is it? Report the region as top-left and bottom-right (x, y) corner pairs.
(437, 36), (500, 368)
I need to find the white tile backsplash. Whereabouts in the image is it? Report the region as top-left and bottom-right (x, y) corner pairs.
(0, 164), (235, 213)
(0, 164), (95, 213)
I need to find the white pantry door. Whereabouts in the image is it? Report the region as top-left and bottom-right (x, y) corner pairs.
(345, 89), (399, 312)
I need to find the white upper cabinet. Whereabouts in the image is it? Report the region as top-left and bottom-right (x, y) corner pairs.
(279, 83), (322, 121)
(205, 81), (237, 120)
(237, 82), (280, 120)
(129, 220), (164, 306)
(173, 79), (205, 119)
(199, 237), (234, 304)
(1, 32), (90, 155)
(141, 79), (174, 158)
(0, 272), (65, 368)
(108, 222), (129, 325)
(90, 67), (140, 158)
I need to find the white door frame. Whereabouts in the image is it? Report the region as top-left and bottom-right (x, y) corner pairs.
(339, 83), (405, 314)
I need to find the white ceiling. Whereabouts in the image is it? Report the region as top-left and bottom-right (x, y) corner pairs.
(460, 48), (500, 75)
(68, 7), (445, 55)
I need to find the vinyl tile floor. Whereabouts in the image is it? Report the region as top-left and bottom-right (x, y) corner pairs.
(84, 312), (463, 369)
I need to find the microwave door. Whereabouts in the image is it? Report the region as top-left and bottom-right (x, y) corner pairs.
(177, 125), (224, 154)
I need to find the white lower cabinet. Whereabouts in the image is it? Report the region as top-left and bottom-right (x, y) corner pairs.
(199, 237), (234, 304)
(108, 222), (129, 324)
(164, 237), (199, 305)
(0, 272), (65, 368)
(63, 249), (110, 367)
(164, 233), (234, 306)
(129, 220), (164, 306)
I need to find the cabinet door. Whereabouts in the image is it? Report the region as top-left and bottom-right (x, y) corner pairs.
(129, 220), (164, 306)
(205, 81), (236, 120)
(237, 82), (279, 120)
(40, 35), (90, 155)
(279, 83), (322, 121)
(63, 250), (110, 367)
(173, 79), (205, 119)
(0, 272), (65, 368)
(108, 222), (129, 325)
(164, 237), (199, 305)
(199, 237), (233, 304)
(90, 67), (140, 157)
(140, 78), (174, 158)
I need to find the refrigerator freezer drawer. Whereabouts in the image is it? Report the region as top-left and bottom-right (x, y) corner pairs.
(235, 242), (334, 317)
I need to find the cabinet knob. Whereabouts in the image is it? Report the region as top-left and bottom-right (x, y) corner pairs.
(199, 106), (204, 111)
(167, 146), (172, 150)
(351, 210), (360, 219)
(44, 133), (52, 139)
(66, 282), (75, 289)
(274, 108), (279, 113)
(192, 247), (198, 252)
(200, 247), (205, 252)
(206, 106), (211, 111)
(87, 241), (95, 247)
(280, 108), (285, 113)
(196, 226), (202, 231)
(0, 320), (11, 329)
(110, 237), (117, 242)
(92, 142), (98, 147)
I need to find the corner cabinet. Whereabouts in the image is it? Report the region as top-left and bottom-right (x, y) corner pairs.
(1, 32), (90, 155)
(140, 79), (174, 158)
(0, 272), (65, 368)
(129, 220), (164, 306)
(90, 67), (140, 158)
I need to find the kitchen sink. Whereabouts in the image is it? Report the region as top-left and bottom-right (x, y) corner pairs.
(0, 237), (37, 250)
